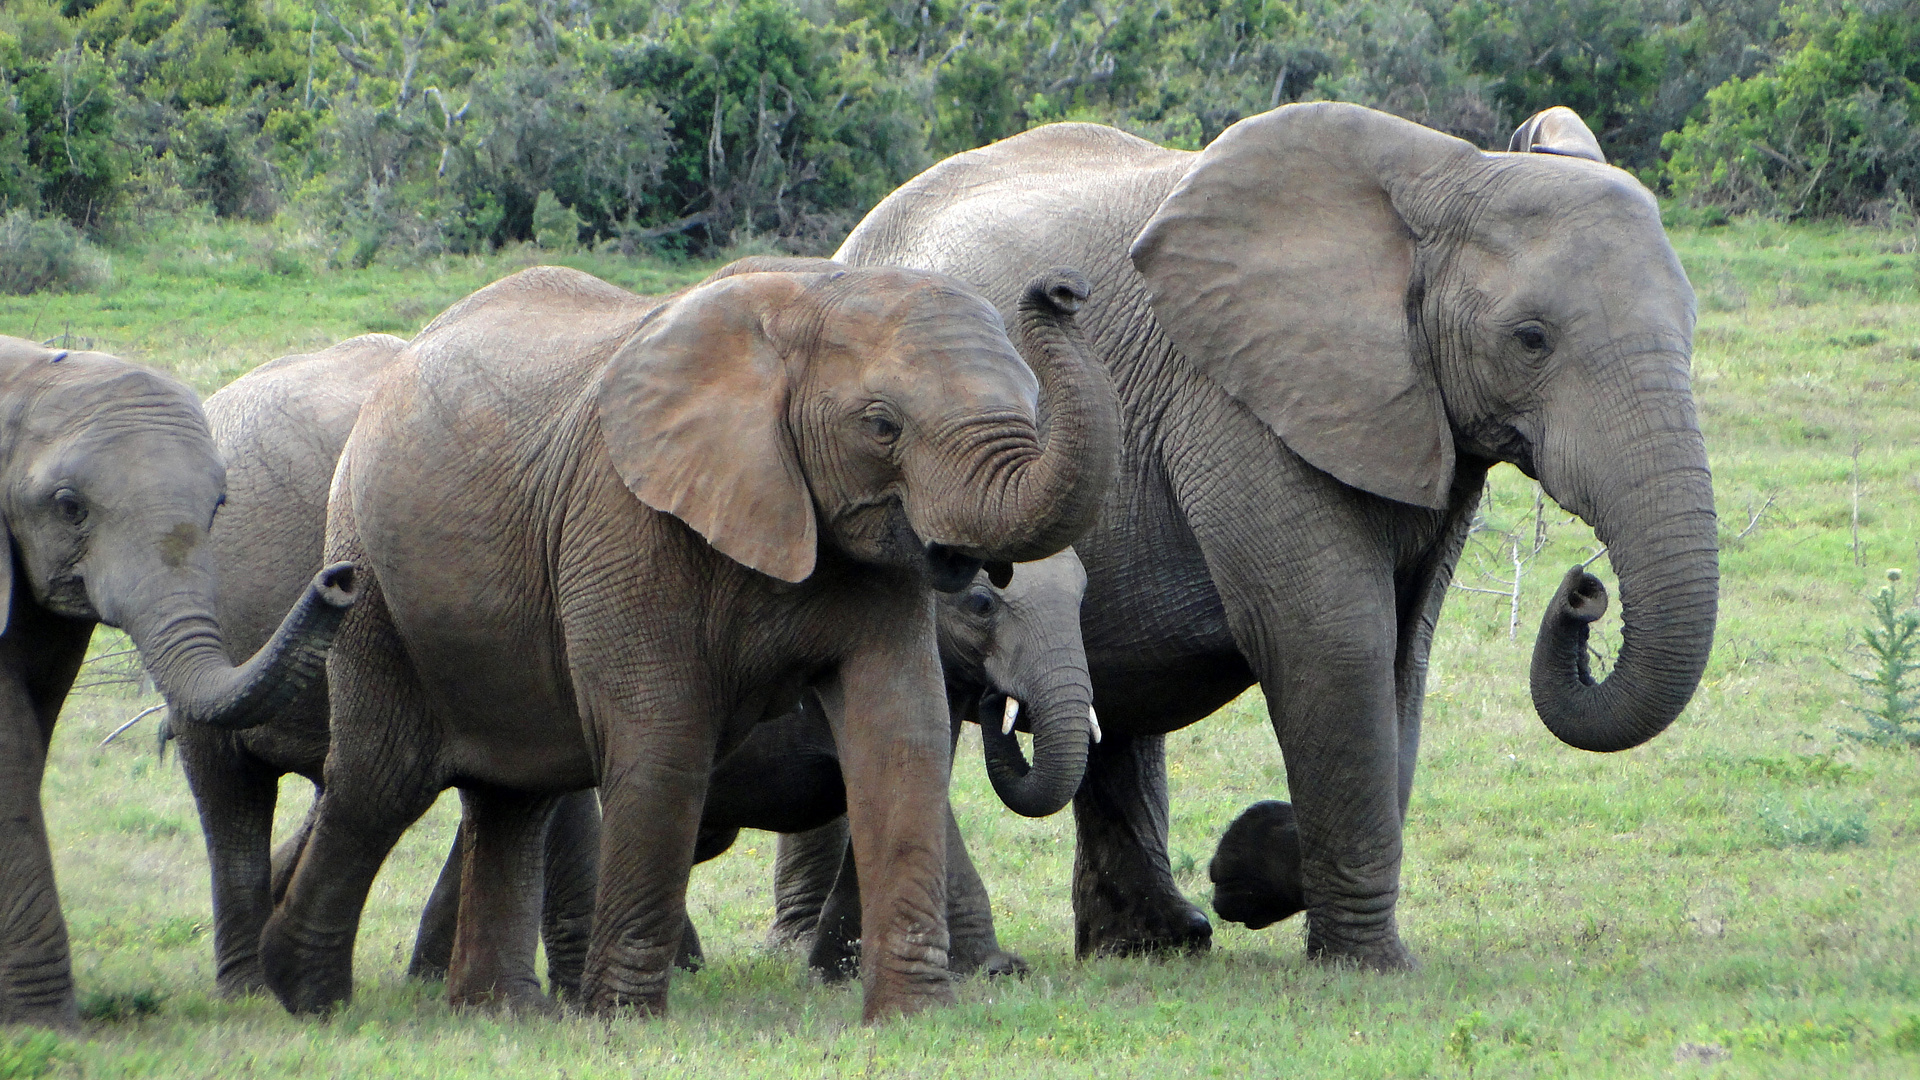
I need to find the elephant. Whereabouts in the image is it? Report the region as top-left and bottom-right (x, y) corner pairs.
(258, 259), (1118, 1022)
(832, 102), (1718, 970)
(0, 335), (357, 1028)
(410, 548), (1091, 987)
(173, 332), (410, 999)
(192, 297), (1092, 1000)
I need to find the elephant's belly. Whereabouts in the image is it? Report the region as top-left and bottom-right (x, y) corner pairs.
(402, 623), (598, 793)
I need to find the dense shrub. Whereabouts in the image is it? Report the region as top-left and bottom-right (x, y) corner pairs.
(1664, 1), (1920, 218)
(0, 208), (111, 294)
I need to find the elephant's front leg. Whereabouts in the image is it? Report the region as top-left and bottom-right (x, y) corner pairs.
(0, 670), (76, 1028)
(1069, 731), (1212, 958)
(1264, 616), (1414, 970)
(577, 705), (713, 1016)
(826, 639), (956, 1021)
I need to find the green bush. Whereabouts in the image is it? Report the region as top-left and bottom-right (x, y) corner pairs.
(532, 189), (583, 251)
(0, 208), (110, 294)
(1664, 2), (1920, 218)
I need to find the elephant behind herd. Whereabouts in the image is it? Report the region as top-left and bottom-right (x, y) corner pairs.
(0, 101), (1716, 1028)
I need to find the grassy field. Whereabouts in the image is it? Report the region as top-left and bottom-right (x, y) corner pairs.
(3, 214), (1919, 1078)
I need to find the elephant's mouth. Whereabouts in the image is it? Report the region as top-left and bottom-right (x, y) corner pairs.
(925, 543), (984, 593)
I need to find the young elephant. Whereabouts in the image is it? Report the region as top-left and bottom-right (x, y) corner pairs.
(407, 548), (1091, 986)
(0, 336), (356, 1028)
(260, 261), (1118, 1021)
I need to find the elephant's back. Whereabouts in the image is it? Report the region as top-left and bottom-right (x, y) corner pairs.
(837, 124), (1188, 310)
(207, 333), (406, 660)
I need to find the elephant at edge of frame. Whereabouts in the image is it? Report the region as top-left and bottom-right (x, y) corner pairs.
(832, 102), (1718, 970)
(257, 257), (1119, 1022)
(0, 335), (357, 1028)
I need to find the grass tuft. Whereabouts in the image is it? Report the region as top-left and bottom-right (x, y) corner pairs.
(77, 987), (167, 1022)
(1756, 797), (1871, 849)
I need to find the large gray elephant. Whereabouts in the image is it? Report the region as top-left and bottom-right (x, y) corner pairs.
(833, 102), (1718, 969)
(258, 260), (1118, 1021)
(0, 336), (357, 1028)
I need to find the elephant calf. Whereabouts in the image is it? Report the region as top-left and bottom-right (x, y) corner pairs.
(0, 336), (356, 1028)
(259, 259), (1118, 1022)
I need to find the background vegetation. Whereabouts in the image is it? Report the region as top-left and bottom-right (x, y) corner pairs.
(0, 215), (1916, 1076)
(2, 0), (1918, 276)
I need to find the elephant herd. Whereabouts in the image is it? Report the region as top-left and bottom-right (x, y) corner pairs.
(0, 101), (1717, 1029)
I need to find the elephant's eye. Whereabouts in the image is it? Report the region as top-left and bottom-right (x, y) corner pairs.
(51, 487), (86, 526)
(961, 586), (996, 616)
(1513, 323), (1552, 355)
(862, 407), (902, 446)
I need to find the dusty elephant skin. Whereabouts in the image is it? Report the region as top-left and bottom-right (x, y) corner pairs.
(193, 328), (1091, 1001)
(836, 102), (1718, 969)
(0, 336), (357, 1028)
(257, 260), (1118, 1022)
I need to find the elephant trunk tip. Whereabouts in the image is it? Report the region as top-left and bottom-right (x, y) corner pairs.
(313, 561), (360, 609)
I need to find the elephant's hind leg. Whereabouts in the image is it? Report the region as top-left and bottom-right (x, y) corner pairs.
(259, 577), (444, 1016)
(539, 790), (600, 998)
(1069, 731), (1212, 958)
(447, 786), (559, 1014)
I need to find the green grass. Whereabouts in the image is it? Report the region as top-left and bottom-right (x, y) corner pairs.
(6, 215), (1920, 1077)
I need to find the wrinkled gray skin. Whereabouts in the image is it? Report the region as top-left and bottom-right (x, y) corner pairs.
(835, 103), (1718, 968)
(195, 324), (1091, 1001)
(0, 336), (356, 1028)
(413, 549), (1088, 986)
(260, 260), (1117, 1022)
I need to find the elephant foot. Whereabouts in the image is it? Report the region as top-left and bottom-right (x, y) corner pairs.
(1208, 800), (1306, 930)
(1074, 889), (1212, 958)
(259, 914), (353, 1016)
(450, 980), (558, 1017)
(213, 968), (270, 1001)
(807, 930), (860, 984)
(970, 949), (1029, 979)
(1306, 930), (1418, 973)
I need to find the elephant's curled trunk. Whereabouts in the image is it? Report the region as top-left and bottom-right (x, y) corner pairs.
(977, 651), (1095, 818)
(127, 562), (359, 730)
(1529, 441), (1718, 752)
(946, 271), (1121, 565)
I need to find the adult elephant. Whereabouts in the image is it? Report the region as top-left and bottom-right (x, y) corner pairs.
(0, 336), (356, 1028)
(833, 102), (1718, 969)
(259, 260), (1118, 1021)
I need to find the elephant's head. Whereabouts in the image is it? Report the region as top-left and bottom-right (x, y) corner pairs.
(935, 548), (1092, 817)
(595, 260), (1121, 591)
(0, 336), (358, 728)
(1131, 103), (1716, 753)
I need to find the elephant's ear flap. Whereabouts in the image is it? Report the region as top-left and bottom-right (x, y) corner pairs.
(1130, 102), (1476, 510)
(1508, 106), (1605, 162)
(596, 273), (818, 583)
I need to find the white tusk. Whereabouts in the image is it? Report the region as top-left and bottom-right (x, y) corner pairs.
(100, 703), (167, 748)
(1001, 697), (1021, 735)
(1088, 705), (1102, 744)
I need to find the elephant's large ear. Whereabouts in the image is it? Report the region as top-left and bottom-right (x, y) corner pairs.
(596, 273), (818, 583)
(1131, 102), (1477, 509)
(1508, 106), (1605, 162)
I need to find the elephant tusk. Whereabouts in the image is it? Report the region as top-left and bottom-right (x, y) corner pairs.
(100, 703), (167, 748)
(1002, 696), (1021, 734)
(1089, 705), (1102, 744)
